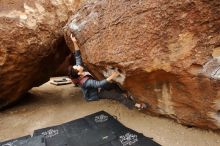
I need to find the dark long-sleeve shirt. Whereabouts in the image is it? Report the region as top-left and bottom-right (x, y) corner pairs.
(73, 50), (109, 101)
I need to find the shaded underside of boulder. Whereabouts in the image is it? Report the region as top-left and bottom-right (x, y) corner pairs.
(65, 0), (220, 129)
(0, 0), (83, 108)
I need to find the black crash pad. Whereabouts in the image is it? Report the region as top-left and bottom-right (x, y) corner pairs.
(0, 135), (46, 146)
(23, 135), (46, 146)
(33, 111), (161, 146)
(0, 135), (31, 146)
(33, 124), (68, 146)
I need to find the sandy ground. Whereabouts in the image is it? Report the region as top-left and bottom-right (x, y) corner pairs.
(0, 80), (220, 146)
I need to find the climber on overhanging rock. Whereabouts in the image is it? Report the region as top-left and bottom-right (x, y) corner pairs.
(68, 34), (147, 110)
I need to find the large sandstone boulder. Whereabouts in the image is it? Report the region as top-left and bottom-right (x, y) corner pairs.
(0, 0), (83, 108)
(65, 0), (220, 129)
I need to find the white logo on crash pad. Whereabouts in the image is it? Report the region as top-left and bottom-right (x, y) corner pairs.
(94, 114), (108, 123)
(119, 133), (138, 146)
(42, 129), (59, 138)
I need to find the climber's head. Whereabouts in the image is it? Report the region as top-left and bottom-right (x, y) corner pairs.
(68, 65), (84, 79)
(73, 65), (84, 73)
(68, 66), (79, 79)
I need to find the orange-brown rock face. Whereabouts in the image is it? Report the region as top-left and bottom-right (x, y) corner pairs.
(65, 0), (220, 129)
(0, 0), (82, 108)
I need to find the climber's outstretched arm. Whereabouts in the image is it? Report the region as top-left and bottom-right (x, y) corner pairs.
(70, 34), (83, 66)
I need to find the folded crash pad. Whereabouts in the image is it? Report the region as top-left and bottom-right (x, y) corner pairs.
(49, 77), (72, 86)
